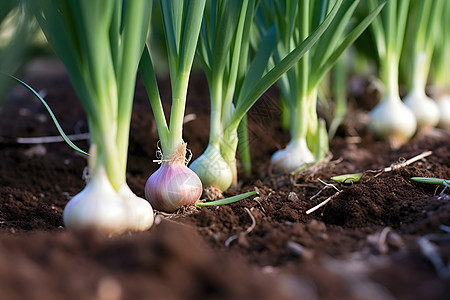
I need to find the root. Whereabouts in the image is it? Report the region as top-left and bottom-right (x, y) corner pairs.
(306, 191), (341, 215)
(225, 207), (256, 247)
(306, 179), (342, 215)
(371, 151), (432, 178)
(203, 185), (224, 201)
(367, 227), (395, 254)
(153, 142), (189, 165)
(310, 178), (341, 200)
(293, 154), (335, 182)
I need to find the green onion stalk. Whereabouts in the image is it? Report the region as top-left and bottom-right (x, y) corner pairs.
(139, 0), (205, 212)
(311, 51), (349, 141)
(368, 0), (417, 147)
(189, 0), (346, 192)
(190, 0), (263, 193)
(327, 51), (349, 140)
(431, 0), (450, 129)
(260, 0), (385, 173)
(33, 0), (154, 233)
(0, 0), (34, 103)
(402, 0), (444, 129)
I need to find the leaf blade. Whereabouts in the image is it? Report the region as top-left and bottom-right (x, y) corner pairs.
(5, 74), (89, 156)
(195, 191), (258, 207)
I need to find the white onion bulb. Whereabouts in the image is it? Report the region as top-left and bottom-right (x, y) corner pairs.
(145, 160), (202, 213)
(63, 167), (154, 233)
(403, 89), (439, 128)
(189, 144), (233, 191)
(118, 184), (155, 232)
(436, 94), (450, 129)
(270, 138), (315, 173)
(368, 94), (417, 146)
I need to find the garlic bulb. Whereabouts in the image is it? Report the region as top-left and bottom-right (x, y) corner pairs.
(145, 160), (202, 213)
(368, 94), (417, 146)
(436, 94), (450, 129)
(403, 89), (439, 128)
(189, 144), (233, 191)
(63, 167), (154, 233)
(270, 138), (315, 173)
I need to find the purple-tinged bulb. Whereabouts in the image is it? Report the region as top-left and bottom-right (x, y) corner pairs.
(145, 161), (202, 212)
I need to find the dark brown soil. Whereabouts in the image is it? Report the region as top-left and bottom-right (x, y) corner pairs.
(1, 58), (449, 300)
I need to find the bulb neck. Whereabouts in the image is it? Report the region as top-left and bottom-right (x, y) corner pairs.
(162, 143), (187, 165)
(412, 52), (428, 92)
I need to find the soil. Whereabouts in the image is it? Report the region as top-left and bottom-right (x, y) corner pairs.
(1, 58), (449, 300)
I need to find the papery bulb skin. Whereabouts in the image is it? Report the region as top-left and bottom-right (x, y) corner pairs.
(368, 94), (417, 147)
(270, 139), (315, 173)
(189, 144), (233, 191)
(63, 168), (128, 234)
(145, 161), (203, 213)
(118, 184), (154, 231)
(403, 90), (439, 128)
(436, 94), (450, 129)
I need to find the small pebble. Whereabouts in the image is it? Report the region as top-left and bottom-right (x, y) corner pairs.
(287, 192), (299, 202)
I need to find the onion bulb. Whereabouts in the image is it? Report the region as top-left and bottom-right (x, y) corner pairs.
(270, 138), (315, 173)
(189, 144), (233, 191)
(145, 144), (202, 212)
(368, 94), (417, 147)
(403, 89), (439, 129)
(63, 167), (154, 234)
(118, 185), (155, 232)
(436, 94), (450, 129)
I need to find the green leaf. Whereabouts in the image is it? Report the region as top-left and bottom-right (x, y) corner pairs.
(139, 45), (169, 151)
(160, 0), (180, 81)
(210, 1), (241, 75)
(311, 0), (359, 72)
(195, 191), (258, 207)
(116, 0), (152, 163)
(0, 0), (17, 22)
(229, 0), (344, 129)
(177, 0), (206, 74)
(309, 0), (386, 89)
(395, 0), (410, 55)
(331, 173), (363, 183)
(33, 1), (97, 119)
(238, 25), (277, 103)
(411, 177), (450, 185)
(160, 0), (179, 60)
(227, 0), (254, 92)
(5, 74), (89, 156)
(368, 0), (386, 60)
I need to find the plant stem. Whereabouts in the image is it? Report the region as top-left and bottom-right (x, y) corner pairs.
(167, 73), (189, 157)
(237, 115), (252, 176)
(222, 127), (239, 186)
(139, 46), (170, 151)
(209, 77), (224, 147)
(412, 53), (428, 93)
(384, 52), (400, 98)
(291, 91), (316, 142)
(116, 0), (151, 172)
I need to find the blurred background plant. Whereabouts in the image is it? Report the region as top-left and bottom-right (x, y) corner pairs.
(430, 0), (450, 129)
(401, 0), (444, 130)
(366, 0), (417, 147)
(0, 0), (46, 104)
(256, 0), (384, 173)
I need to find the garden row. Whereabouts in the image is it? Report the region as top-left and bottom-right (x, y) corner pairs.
(0, 0), (449, 234)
